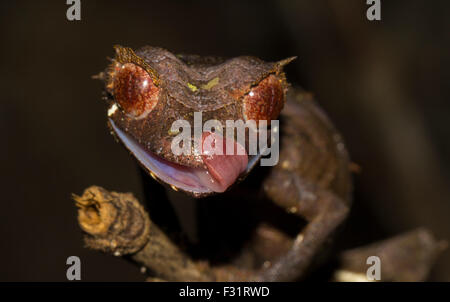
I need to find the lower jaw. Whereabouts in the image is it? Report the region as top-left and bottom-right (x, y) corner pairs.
(109, 120), (248, 195)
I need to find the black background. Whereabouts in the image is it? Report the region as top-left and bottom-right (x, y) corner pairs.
(0, 0), (449, 281)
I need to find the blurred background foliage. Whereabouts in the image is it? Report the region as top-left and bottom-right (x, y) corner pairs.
(0, 0), (448, 281)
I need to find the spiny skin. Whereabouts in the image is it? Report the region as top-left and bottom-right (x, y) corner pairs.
(101, 45), (351, 202)
(100, 46), (353, 281)
(104, 45), (291, 171)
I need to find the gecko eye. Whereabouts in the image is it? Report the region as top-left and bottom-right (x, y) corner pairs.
(242, 74), (285, 125)
(111, 63), (159, 118)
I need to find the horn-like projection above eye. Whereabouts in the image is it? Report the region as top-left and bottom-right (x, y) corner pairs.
(243, 74), (285, 125)
(112, 63), (159, 118)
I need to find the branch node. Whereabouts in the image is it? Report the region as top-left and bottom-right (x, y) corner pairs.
(72, 186), (150, 255)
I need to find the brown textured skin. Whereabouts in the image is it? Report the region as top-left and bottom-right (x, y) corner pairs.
(100, 46), (353, 281)
(104, 45), (292, 170)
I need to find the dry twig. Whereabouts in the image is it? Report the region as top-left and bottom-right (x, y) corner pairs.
(73, 186), (445, 282)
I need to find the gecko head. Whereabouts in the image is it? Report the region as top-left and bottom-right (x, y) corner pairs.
(99, 45), (294, 197)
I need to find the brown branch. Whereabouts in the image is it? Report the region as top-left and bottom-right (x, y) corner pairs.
(72, 186), (255, 281)
(333, 228), (447, 282)
(73, 186), (445, 282)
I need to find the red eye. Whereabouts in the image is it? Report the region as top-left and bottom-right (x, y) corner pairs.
(243, 75), (284, 125)
(112, 63), (159, 118)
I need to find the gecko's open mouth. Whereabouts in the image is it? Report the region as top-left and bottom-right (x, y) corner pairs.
(110, 120), (258, 195)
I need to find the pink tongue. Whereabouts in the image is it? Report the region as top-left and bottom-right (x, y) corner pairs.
(201, 132), (248, 192)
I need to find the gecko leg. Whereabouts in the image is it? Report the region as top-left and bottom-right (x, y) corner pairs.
(255, 90), (352, 281)
(258, 171), (349, 281)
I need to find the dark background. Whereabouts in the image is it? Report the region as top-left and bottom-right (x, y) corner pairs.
(0, 0), (449, 281)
